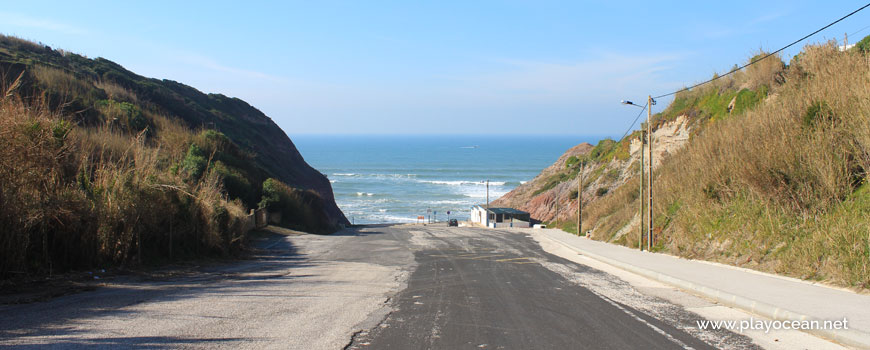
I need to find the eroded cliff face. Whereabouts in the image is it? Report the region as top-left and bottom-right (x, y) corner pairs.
(493, 115), (692, 225)
(493, 142), (593, 217)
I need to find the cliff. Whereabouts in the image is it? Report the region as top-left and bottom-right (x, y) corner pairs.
(0, 35), (347, 228)
(493, 115), (691, 227)
(0, 35), (347, 277)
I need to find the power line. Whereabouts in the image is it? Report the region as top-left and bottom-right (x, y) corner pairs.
(850, 23), (870, 37)
(653, 2), (870, 99)
(617, 3), (868, 143)
(618, 102), (648, 142)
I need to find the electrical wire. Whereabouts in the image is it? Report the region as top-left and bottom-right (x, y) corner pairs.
(849, 23), (870, 38)
(653, 2), (870, 99)
(618, 102), (648, 142)
(617, 4), (869, 143)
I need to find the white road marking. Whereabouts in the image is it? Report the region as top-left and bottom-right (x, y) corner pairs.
(590, 289), (696, 350)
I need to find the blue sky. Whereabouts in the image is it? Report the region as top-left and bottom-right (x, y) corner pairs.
(3, 1), (869, 136)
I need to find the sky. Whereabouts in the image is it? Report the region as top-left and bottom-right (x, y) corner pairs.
(2, 1), (869, 137)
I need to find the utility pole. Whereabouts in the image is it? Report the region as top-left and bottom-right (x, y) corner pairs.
(622, 97), (653, 250)
(647, 95), (654, 251)
(486, 180), (490, 209)
(577, 163), (583, 236)
(639, 130), (645, 251)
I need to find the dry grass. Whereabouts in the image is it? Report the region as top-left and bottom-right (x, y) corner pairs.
(31, 65), (93, 100)
(150, 111), (196, 157)
(584, 42), (870, 289)
(94, 79), (138, 104)
(0, 76), (247, 277)
(579, 176), (640, 238)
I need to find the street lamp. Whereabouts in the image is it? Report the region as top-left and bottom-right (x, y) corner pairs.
(622, 96), (656, 251)
(621, 100), (643, 108)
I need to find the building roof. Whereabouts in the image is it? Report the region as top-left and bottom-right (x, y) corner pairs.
(473, 206), (529, 215)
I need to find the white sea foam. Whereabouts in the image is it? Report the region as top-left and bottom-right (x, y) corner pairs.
(419, 180), (477, 186)
(377, 215), (418, 223)
(460, 188), (510, 199)
(419, 180), (507, 186)
(297, 135), (581, 224)
(372, 174), (416, 179)
(335, 173), (417, 179)
(425, 200), (470, 205)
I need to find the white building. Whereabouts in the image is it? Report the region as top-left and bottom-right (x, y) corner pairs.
(470, 205), (531, 228)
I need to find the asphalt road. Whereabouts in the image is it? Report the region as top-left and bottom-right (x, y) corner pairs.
(348, 225), (747, 350)
(0, 225), (754, 349)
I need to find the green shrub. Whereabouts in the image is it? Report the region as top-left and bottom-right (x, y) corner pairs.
(533, 173), (569, 196)
(96, 99), (150, 134)
(802, 100), (834, 128)
(214, 161), (253, 202)
(854, 34), (870, 54)
(565, 155), (579, 168)
(589, 138), (616, 160)
(604, 168), (620, 182)
(187, 129), (265, 207)
(596, 187), (609, 196)
(611, 141), (631, 161)
(258, 178), (282, 210)
(182, 143), (207, 179)
(731, 87), (768, 116)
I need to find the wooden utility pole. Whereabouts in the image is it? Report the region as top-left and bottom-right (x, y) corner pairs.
(647, 95), (654, 251)
(577, 163), (583, 235)
(486, 180), (490, 209)
(639, 131), (645, 251)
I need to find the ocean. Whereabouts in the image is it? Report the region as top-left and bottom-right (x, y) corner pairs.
(292, 135), (597, 224)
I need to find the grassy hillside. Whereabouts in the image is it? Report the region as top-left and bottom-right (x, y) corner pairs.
(572, 51), (784, 237)
(0, 35), (346, 279)
(645, 43), (869, 289)
(501, 40), (870, 290)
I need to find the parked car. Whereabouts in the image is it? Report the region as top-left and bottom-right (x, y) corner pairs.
(448, 219), (458, 227)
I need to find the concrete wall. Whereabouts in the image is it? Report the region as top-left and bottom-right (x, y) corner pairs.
(489, 221), (530, 229)
(244, 208), (270, 232)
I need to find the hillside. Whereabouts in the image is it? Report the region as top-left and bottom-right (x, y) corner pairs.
(0, 35), (347, 278)
(495, 142), (593, 221)
(495, 41), (870, 290)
